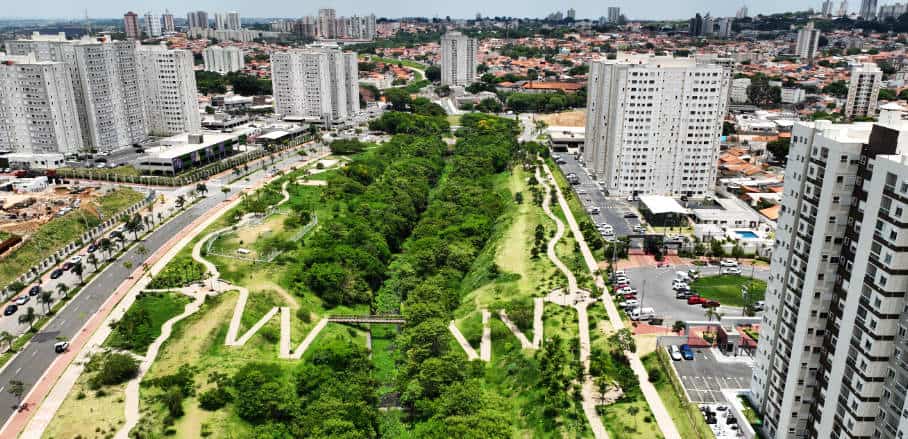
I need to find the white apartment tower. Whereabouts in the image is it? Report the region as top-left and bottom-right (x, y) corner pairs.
(318, 9), (337, 39)
(187, 11), (208, 29)
(583, 54), (731, 198)
(860, 0), (879, 19)
(608, 7), (621, 23)
(0, 54), (83, 154)
(203, 46), (245, 74)
(214, 13), (226, 30)
(822, 0), (835, 15)
(752, 106), (908, 439)
(271, 47), (359, 124)
(137, 45), (201, 136)
(440, 31), (478, 86)
(226, 12), (241, 30)
(162, 12), (175, 33)
(796, 22), (821, 64)
(144, 12), (162, 38)
(846, 63), (883, 120)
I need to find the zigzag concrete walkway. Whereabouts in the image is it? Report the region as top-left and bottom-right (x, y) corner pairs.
(541, 162), (682, 439)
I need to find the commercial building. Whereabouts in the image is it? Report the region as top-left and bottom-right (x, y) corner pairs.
(271, 46), (359, 124)
(751, 105), (908, 439)
(144, 12), (161, 38)
(860, 0), (879, 19)
(796, 22), (821, 64)
(123, 11), (141, 40)
(318, 8), (336, 39)
(781, 87), (806, 104)
(731, 77), (752, 104)
(608, 7), (621, 23)
(441, 31), (478, 86)
(0, 54), (83, 154)
(137, 45), (201, 136)
(846, 63), (883, 120)
(583, 53), (731, 198)
(203, 46), (244, 74)
(187, 11), (208, 29)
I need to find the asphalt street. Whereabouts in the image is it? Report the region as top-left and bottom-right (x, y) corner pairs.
(621, 264), (770, 323)
(0, 144), (322, 423)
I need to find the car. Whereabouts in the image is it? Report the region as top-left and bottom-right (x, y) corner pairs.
(721, 267), (742, 275)
(618, 286), (637, 295)
(752, 300), (765, 311)
(614, 282), (630, 290)
(14, 296), (29, 306)
(633, 226), (646, 234)
(687, 295), (705, 305)
(619, 299), (640, 309)
(702, 300), (721, 308)
(680, 344), (694, 360)
(54, 341), (70, 353)
(669, 345), (683, 361)
(87, 243), (97, 253)
(3, 305), (17, 316)
(623, 212), (639, 218)
(629, 307), (655, 321)
(626, 195), (637, 202)
(720, 259), (739, 268)
(675, 289), (691, 299)
(577, 189), (587, 195)
(588, 207), (600, 215)
(672, 281), (689, 291)
(621, 293), (637, 300)
(62, 262), (74, 271)
(688, 269), (700, 279)
(70, 255), (82, 264)
(28, 285), (41, 296)
(50, 269), (64, 279)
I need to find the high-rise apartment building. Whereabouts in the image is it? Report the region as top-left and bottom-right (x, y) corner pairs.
(0, 54), (83, 154)
(226, 12), (241, 30)
(736, 5), (749, 18)
(124, 11), (141, 40)
(214, 13), (227, 30)
(879, 2), (908, 19)
(137, 45), (200, 136)
(144, 12), (161, 38)
(796, 22), (821, 64)
(203, 46), (245, 74)
(318, 8), (337, 39)
(566, 8), (576, 20)
(846, 63), (883, 120)
(187, 11), (208, 29)
(608, 7), (621, 23)
(162, 12), (175, 33)
(860, 0), (879, 19)
(752, 105), (908, 439)
(440, 31), (478, 86)
(348, 14), (377, 40)
(583, 54), (731, 198)
(822, 0), (835, 15)
(271, 47), (358, 123)
(839, 0), (850, 16)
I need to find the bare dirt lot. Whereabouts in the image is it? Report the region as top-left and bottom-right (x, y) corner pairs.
(538, 110), (586, 127)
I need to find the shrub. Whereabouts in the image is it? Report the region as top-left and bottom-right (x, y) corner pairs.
(198, 387), (231, 411)
(163, 386), (185, 418)
(648, 368), (662, 383)
(88, 352), (139, 388)
(147, 256), (205, 289)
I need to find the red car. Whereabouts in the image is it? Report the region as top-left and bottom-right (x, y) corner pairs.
(687, 295), (705, 305)
(614, 282), (630, 289)
(702, 300), (720, 308)
(621, 293), (637, 300)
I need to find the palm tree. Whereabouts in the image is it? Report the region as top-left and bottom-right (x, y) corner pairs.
(87, 253), (98, 271)
(56, 284), (69, 299)
(0, 331), (13, 353)
(221, 187), (230, 199)
(627, 406), (641, 430)
(124, 214), (143, 240)
(175, 195), (186, 210)
(99, 238), (113, 261)
(72, 262), (84, 284)
(196, 182), (208, 196)
(18, 307), (36, 331)
(39, 291), (53, 314)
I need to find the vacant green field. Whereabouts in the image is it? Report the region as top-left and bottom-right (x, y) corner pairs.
(691, 274), (766, 307)
(0, 188), (144, 288)
(105, 291), (191, 354)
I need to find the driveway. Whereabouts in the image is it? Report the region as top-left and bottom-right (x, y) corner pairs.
(620, 264), (769, 323)
(660, 336), (753, 404)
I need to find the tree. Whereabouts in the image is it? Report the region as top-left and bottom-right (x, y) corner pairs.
(221, 187), (230, 198)
(627, 405), (641, 429)
(767, 137), (791, 162)
(18, 307), (36, 331)
(609, 328), (636, 353)
(0, 331), (13, 353)
(100, 238), (114, 261)
(382, 87), (412, 111)
(879, 88), (898, 101)
(72, 262), (84, 284)
(39, 291), (53, 314)
(124, 214), (143, 240)
(747, 77), (782, 106)
(823, 80), (849, 98)
(8, 380), (24, 408)
(196, 182), (208, 196)
(175, 195), (186, 210)
(476, 98), (503, 113)
(87, 253), (99, 270)
(425, 65), (441, 82)
(56, 283), (69, 299)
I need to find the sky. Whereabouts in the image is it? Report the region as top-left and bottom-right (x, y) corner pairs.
(0, 1), (843, 21)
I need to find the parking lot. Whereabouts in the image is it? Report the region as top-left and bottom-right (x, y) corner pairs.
(618, 264), (769, 323)
(554, 152), (640, 237)
(660, 336), (753, 403)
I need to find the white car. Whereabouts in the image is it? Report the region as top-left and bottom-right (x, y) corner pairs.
(672, 282), (689, 291)
(577, 189), (587, 195)
(669, 345), (683, 361)
(614, 276), (629, 285)
(618, 286), (637, 295)
(70, 255), (82, 264)
(722, 267), (743, 275)
(720, 259), (739, 268)
(752, 300), (765, 311)
(619, 299), (640, 309)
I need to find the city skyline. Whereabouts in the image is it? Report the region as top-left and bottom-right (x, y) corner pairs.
(0, 1), (862, 21)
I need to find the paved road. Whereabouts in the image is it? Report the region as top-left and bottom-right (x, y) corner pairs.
(622, 265), (769, 323)
(553, 153), (640, 238)
(0, 144), (323, 424)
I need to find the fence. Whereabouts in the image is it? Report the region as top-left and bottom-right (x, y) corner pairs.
(4, 190), (157, 297)
(57, 138), (313, 187)
(204, 213), (318, 263)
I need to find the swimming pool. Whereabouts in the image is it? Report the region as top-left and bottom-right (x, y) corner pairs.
(735, 230), (759, 239)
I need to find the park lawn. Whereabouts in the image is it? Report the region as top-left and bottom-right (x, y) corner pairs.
(446, 114), (462, 126)
(42, 370), (127, 439)
(599, 398), (664, 439)
(0, 188), (144, 288)
(642, 352), (714, 439)
(691, 274), (767, 307)
(105, 291), (191, 354)
(362, 55), (428, 70)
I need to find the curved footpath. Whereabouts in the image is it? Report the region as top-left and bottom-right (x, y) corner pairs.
(18, 148), (328, 439)
(541, 162), (682, 439)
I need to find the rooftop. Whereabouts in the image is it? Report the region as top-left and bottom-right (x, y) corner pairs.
(639, 195), (688, 215)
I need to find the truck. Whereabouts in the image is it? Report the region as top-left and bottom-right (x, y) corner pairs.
(628, 307), (656, 321)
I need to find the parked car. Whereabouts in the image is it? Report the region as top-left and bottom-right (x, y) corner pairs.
(619, 299), (640, 309)
(50, 269), (64, 279)
(14, 296), (28, 306)
(3, 305), (17, 316)
(720, 259), (739, 268)
(687, 295), (705, 305)
(629, 307), (656, 321)
(618, 287), (637, 296)
(702, 300), (721, 308)
(680, 344), (694, 360)
(688, 269), (700, 279)
(70, 255), (82, 264)
(54, 341), (69, 353)
(672, 281), (689, 291)
(28, 285), (41, 296)
(669, 345), (683, 361)
(721, 267), (742, 275)
(675, 289), (692, 299)
(624, 212), (639, 219)
(621, 293), (638, 300)
(588, 207), (600, 215)
(62, 262), (74, 271)
(577, 189), (587, 195)
(752, 300), (765, 311)
(87, 243), (97, 253)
